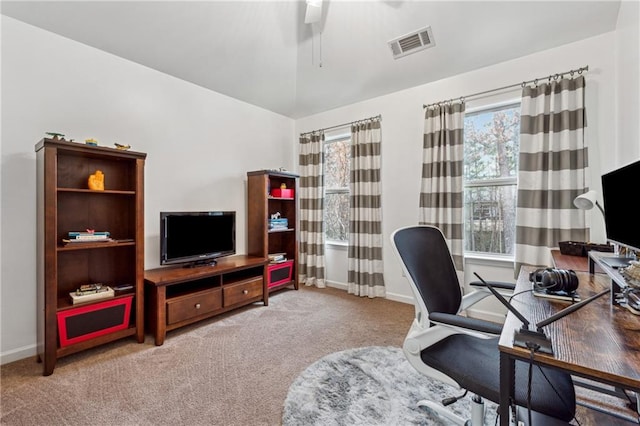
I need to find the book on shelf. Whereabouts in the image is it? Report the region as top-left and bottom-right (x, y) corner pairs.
(69, 286), (114, 304)
(68, 231), (110, 238)
(268, 252), (287, 263)
(113, 284), (134, 292)
(63, 237), (113, 244)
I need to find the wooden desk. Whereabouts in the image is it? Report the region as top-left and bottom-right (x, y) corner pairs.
(498, 266), (640, 425)
(551, 249), (590, 272)
(551, 249), (603, 273)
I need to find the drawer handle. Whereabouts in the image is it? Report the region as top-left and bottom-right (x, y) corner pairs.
(242, 290), (249, 295)
(195, 303), (201, 309)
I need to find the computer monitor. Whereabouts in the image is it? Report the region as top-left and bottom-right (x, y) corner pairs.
(600, 159), (640, 268)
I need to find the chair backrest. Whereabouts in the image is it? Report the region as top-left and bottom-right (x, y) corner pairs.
(391, 225), (462, 316)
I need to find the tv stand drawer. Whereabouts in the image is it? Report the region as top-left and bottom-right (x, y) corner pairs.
(166, 287), (222, 324)
(223, 277), (263, 307)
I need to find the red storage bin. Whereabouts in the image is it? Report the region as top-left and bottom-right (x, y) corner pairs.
(267, 260), (294, 288)
(271, 188), (294, 198)
(57, 295), (133, 347)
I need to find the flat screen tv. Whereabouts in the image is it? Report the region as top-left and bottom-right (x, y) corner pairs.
(601, 159), (640, 265)
(160, 211), (236, 267)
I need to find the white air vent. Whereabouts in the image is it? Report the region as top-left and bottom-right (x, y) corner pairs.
(388, 26), (435, 59)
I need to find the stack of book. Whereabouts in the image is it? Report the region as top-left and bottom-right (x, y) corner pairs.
(268, 252), (287, 264)
(268, 218), (288, 231)
(63, 231), (112, 244)
(69, 283), (114, 304)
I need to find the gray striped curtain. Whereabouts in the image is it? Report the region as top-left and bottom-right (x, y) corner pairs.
(299, 132), (326, 288)
(515, 76), (588, 272)
(419, 103), (465, 271)
(348, 119), (386, 298)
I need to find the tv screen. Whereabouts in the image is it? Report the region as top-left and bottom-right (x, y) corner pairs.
(601, 159), (640, 254)
(160, 211), (236, 266)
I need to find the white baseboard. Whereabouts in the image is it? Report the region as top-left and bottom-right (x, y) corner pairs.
(1, 343), (37, 365)
(326, 280), (347, 291)
(326, 280), (413, 305)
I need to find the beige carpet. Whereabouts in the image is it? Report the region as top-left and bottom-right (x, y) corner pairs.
(1, 286), (413, 425)
(1, 285), (635, 425)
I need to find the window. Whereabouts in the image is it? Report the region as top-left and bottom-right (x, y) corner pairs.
(323, 133), (351, 243)
(463, 102), (520, 255)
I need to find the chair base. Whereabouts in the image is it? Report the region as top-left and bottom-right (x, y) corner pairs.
(417, 394), (485, 426)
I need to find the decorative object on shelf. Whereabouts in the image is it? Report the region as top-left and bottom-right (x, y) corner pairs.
(45, 132), (65, 141)
(88, 170), (105, 190)
(269, 212), (288, 230)
(85, 138), (98, 146)
(114, 143), (131, 151)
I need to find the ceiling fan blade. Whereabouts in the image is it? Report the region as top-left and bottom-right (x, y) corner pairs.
(304, 0), (323, 24)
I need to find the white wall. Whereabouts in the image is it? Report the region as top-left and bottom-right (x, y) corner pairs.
(614, 0), (640, 167)
(0, 16), (294, 364)
(295, 31), (622, 317)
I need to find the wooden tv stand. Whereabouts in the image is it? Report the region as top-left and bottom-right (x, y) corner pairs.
(144, 255), (268, 345)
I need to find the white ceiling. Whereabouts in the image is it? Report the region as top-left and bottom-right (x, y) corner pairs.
(1, 1), (622, 119)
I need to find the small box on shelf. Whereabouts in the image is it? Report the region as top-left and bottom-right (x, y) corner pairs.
(69, 286), (114, 305)
(271, 188), (294, 198)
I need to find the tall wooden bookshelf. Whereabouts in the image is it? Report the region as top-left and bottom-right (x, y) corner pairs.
(35, 139), (146, 375)
(247, 170), (299, 293)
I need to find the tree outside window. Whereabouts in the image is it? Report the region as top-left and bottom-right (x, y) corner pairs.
(324, 136), (351, 242)
(464, 103), (520, 255)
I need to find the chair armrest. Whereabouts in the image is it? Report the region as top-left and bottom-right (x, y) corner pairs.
(429, 312), (503, 336)
(470, 280), (515, 291)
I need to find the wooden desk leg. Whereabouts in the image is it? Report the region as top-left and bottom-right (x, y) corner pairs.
(155, 287), (166, 346)
(500, 352), (514, 426)
(589, 256), (595, 274)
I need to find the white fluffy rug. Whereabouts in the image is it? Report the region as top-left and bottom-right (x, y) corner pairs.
(282, 346), (498, 425)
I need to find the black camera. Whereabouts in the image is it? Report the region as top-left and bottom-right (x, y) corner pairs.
(529, 268), (579, 293)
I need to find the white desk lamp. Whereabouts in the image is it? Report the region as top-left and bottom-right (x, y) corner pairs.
(573, 190), (605, 217)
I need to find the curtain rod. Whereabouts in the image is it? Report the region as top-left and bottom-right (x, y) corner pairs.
(301, 114), (382, 136)
(423, 65), (589, 109)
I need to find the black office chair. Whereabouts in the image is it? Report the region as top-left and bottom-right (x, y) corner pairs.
(390, 225), (577, 425)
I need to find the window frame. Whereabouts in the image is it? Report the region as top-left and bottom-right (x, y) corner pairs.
(463, 100), (521, 258)
(323, 131), (351, 246)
